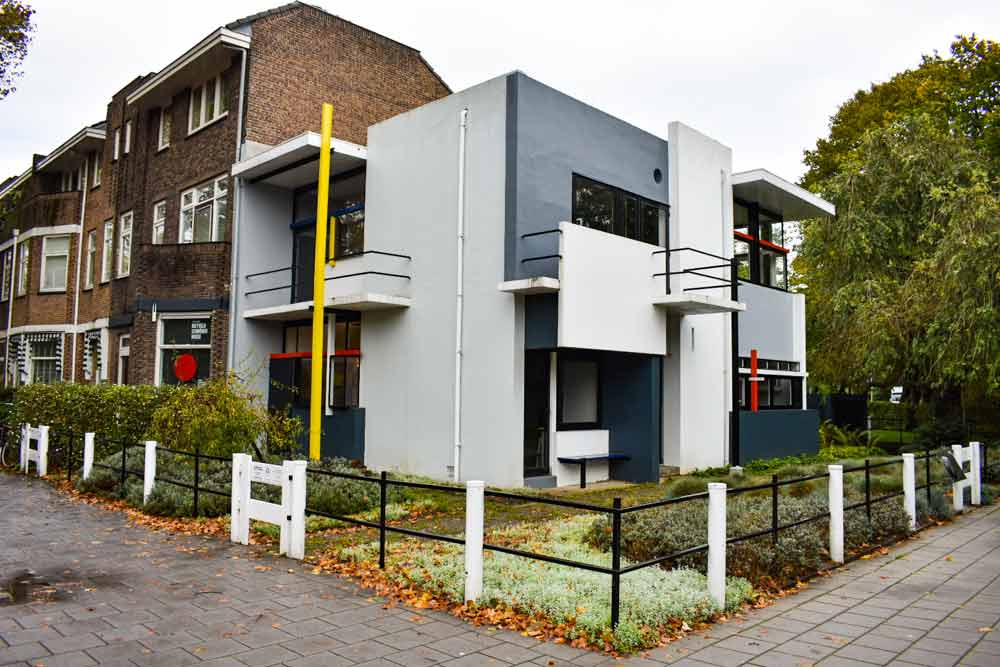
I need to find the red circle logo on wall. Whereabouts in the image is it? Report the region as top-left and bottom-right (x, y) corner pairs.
(173, 353), (198, 383)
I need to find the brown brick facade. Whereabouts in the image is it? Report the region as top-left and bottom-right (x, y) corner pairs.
(0, 1), (449, 388)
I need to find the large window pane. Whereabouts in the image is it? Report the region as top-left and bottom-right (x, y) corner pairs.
(772, 377), (793, 407)
(760, 247), (787, 289)
(573, 177), (615, 234)
(163, 318), (211, 345)
(640, 202), (660, 245)
(560, 358), (599, 426)
(160, 348), (211, 385)
(193, 203), (212, 242)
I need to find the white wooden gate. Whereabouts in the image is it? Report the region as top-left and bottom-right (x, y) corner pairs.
(230, 453), (306, 559)
(20, 424), (49, 477)
(951, 442), (983, 511)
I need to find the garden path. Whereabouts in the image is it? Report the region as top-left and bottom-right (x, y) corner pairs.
(1, 472), (998, 666)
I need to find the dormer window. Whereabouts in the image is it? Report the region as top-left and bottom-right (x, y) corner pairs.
(188, 74), (229, 134)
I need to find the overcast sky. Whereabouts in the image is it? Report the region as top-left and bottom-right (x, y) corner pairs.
(1, 0), (998, 182)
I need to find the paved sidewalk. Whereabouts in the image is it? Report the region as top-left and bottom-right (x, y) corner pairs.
(0, 472), (997, 666)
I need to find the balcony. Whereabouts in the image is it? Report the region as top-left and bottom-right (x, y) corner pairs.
(242, 250), (412, 321)
(9, 191), (80, 230)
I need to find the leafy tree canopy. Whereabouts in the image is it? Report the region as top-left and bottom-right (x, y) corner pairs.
(0, 0), (34, 100)
(802, 35), (1000, 190)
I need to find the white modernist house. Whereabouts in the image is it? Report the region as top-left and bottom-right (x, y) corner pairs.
(229, 72), (834, 488)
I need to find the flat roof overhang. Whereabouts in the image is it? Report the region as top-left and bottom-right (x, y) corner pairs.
(35, 127), (106, 174)
(126, 28), (251, 108)
(232, 132), (367, 189)
(243, 293), (410, 321)
(732, 169), (835, 219)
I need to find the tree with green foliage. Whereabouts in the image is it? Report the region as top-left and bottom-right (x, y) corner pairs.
(0, 0), (34, 100)
(797, 34), (1000, 422)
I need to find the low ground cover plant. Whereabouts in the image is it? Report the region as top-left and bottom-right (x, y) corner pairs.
(338, 516), (753, 653)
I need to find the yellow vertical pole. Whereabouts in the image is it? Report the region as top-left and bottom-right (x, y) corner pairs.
(309, 103), (334, 461)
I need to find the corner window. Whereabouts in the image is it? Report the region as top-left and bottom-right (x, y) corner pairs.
(740, 375), (803, 411)
(158, 108), (171, 150)
(41, 235), (70, 292)
(558, 355), (600, 429)
(16, 242), (29, 296)
(188, 74), (229, 134)
(84, 230), (96, 289)
(572, 174), (665, 246)
(158, 316), (212, 385)
(101, 220), (113, 282)
(180, 176), (228, 243)
(733, 200), (789, 290)
(152, 201), (166, 244)
(117, 211), (132, 277)
(328, 356), (360, 409)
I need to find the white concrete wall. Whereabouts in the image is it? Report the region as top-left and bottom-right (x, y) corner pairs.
(553, 430), (610, 486)
(231, 182), (295, 398)
(557, 222), (666, 355)
(665, 122), (734, 472)
(362, 75), (525, 487)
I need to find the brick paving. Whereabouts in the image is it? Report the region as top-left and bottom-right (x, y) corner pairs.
(1, 471), (998, 666)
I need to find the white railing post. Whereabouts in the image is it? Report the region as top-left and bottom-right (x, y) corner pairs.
(286, 460), (307, 560)
(231, 453), (251, 545)
(970, 442), (982, 506)
(707, 482), (727, 609)
(19, 423), (29, 472)
(828, 465), (844, 564)
(902, 453), (916, 531)
(952, 444), (965, 512)
(37, 425), (49, 477)
(464, 480), (485, 603)
(143, 440), (157, 503)
(82, 432), (95, 480)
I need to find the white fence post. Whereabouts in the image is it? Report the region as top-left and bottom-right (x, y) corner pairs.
(286, 460), (307, 560)
(37, 425), (49, 477)
(83, 432), (95, 480)
(828, 465), (844, 564)
(970, 442), (982, 506)
(902, 453), (916, 531)
(143, 441), (157, 503)
(707, 482), (727, 609)
(952, 444), (965, 512)
(19, 423), (28, 472)
(464, 480), (485, 603)
(231, 453), (251, 545)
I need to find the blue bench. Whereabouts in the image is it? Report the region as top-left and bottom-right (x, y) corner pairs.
(557, 453), (630, 488)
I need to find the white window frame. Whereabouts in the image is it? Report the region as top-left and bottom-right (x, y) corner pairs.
(101, 220), (113, 283)
(152, 201), (167, 244)
(92, 151), (101, 187)
(113, 128), (120, 161)
(188, 74), (228, 134)
(155, 313), (212, 386)
(40, 235), (71, 293)
(1, 250), (11, 300)
(27, 338), (61, 385)
(16, 242), (29, 296)
(117, 211), (133, 277)
(179, 175), (228, 243)
(158, 108), (171, 150)
(84, 230), (96, 289)
(123, 120), (132, 154)
(117, 334), (130, 385)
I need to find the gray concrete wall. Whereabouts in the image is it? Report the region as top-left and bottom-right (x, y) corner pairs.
(362, 74), (526, 486)
(232, 182), (294, 398)
(738, 282), (804, 363)
(508, 73), (669, 281)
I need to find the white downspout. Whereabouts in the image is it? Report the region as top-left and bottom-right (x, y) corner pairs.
(3, 228), (18, 386)
(226, 45), (249, 372)
(452, 107), (469, 482)
(70, 160), (89, 382)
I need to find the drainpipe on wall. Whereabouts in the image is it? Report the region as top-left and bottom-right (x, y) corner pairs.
(226, 45), (249, 373)
(70, 160), (89, 382)
(3, 228), (19, 386)
(452, 107), (469, 482)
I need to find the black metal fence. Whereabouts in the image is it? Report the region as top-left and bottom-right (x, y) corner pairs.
(3, 427), (987, 631)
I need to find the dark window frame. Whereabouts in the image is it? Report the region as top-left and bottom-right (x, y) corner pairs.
(739, 374), (803, 411)
(556, 350), (602, 431)
(733, 198), (788, 290)
(571, 173), (668, 247)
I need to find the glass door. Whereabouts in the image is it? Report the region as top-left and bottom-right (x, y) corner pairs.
(292, 227), (315, 303)
(523, 350), (551, 477)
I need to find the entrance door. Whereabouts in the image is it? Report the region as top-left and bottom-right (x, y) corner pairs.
(292, 227), (315, 303)
(523, 350), (551, 478)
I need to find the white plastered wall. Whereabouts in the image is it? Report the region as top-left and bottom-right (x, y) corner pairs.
(663, 122), (734, 472)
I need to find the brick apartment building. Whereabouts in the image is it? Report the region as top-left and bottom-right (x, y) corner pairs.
(0, 2), (448, 387)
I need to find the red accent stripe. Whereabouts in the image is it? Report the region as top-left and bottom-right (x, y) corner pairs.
(733, 231), (790, 254)
(750, 348), (759, 413)
(269, 349), (361, 360)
